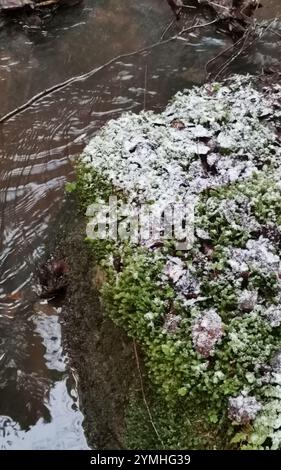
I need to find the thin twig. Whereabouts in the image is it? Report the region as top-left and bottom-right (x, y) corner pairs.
(0, 18), (220, 125)
(143, 64), (148, 111)
(0, 37), (175, 125)
(205, 35), (244, 77)
(268, 27), (281, 39)
(212, 18), (277, 80)
(179, 17), (218, 35)
(213, 28), (251, 80)
(176, 36), (192, 42)
(133, 339), (165, 448)
(181, 4), (196, 9)
(161, 18), (176, 40)
(35, 0), (59, 6)
(208, 1), (229, 10)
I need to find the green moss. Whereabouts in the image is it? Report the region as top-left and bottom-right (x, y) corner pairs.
(75, 163), (114, 210)
(72, 169), (281, 449)
(71, 77), (281, 449)
(197, 173), (281, 247)
(89, 242), (279, 448)
(125, 386), (231, 450)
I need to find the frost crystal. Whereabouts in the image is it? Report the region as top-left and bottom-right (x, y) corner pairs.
(271, 351), (281, 373)
(228, 395), (262, 425)
(228, 237), (280, 275)
(192, 309), (223, 358)
(82, 76), (281, 212)
(263, 305), (281, 328)
(196, 228), (211, 240)
(238, 290), (258, 312)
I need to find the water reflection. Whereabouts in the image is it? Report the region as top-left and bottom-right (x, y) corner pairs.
(0, 380), (88, 449)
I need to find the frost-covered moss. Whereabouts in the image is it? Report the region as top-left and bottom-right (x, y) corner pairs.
(75, 75), (281, 449)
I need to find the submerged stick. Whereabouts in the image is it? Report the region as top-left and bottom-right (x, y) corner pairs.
(0, 37), (175, 125)
(211, 18), (278, 80)
(143, 64), (148, 112)
(205, 35), (244, 79)
(0, 18), (219, 125)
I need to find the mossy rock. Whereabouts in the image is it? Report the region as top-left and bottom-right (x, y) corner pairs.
(73, 75), (281, 449)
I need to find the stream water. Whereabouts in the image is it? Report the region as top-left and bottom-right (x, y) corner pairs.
(0, 0), (280, 450)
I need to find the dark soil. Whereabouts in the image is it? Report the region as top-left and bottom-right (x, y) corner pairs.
(54, 199), (136, 449)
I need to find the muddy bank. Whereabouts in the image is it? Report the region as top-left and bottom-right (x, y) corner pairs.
(57, 206), (137, 449)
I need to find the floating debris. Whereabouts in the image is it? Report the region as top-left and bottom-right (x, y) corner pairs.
(37, 258), (69, 299)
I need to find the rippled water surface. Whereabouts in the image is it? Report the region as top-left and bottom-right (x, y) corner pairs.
(0, 0), (280, 450)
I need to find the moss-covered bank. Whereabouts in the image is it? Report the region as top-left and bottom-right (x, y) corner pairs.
(69, 75), (281, 449)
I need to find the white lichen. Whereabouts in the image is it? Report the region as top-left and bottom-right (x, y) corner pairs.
(238, 290), (258, 312)
(163, 256), (185, 284)
(263, 306), (281, 328)
(192, 309), (223, 358)
(227, 237), (280, 275)
(82, 75), (281, 212)
(228, 394), (262, 425)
